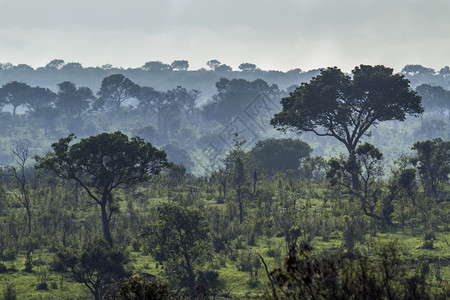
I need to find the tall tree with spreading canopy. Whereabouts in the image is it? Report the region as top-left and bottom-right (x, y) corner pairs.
(271, 65), (423, 154)
(35, 131), (170, 246)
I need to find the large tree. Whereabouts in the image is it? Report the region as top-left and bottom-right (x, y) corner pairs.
(35, 131), (170, 246)
(271, 65), (423, 154)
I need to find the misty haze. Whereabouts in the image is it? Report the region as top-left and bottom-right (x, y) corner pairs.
(0, 0), (448, 299)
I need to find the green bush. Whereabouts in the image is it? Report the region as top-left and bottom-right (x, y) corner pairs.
(0, 261), (8, 273)
(2, 248), (16, 261)
(421, 239), (434, 250)
(132, 239), (141, 252)
(36, 282), (48, 290)
(3, 284), (16, 300)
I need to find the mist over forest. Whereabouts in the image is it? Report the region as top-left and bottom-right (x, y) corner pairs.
(0, 60), (448, 173)
(0, 59), (448, 299)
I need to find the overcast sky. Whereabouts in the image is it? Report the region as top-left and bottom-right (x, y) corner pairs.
(1, 0), (449, 72)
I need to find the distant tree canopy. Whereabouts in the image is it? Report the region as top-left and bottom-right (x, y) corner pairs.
(272, 65), (424, 154)
(238, 63), (258, 72)
(97, 74), (139, 111)
(45, 59), (65, 70)
(0, 81), (57, 115)
(416, 84), (450, 113)
(247, 138), (312, 176)
(56, 81), (95, 119)
(401, 64), (436, 77)
(35, 131), (170, 246)
(24, 86), (57, 113)
(163, 144), (194, 172)
(0, 81), (31, 115)
(203, 78), (279, 124)
(135, 85), (199, 136)
(141, 61), (171, 72)
(171, 60), (189, 71)
(206, 59), (221, 71)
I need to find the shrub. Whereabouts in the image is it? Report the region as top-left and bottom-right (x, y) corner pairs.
(132, 239), (141, 252)
(0, 261), (8, 273)
(2, 248), (16, 261)
(266, 242), (439, 300)
(421, 239), (434, 250)
(36, 282), (48, 290)
(3, 284), (16, 300)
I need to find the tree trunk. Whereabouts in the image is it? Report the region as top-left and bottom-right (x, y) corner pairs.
(346, 144), (361, 191)
(238, 191), (243, 224)
(253, 170), (257, 194)
(352, 174), (361, 191)
(26, 203), (31, 234)
(184, 249), (196, 299)
(100, 204), (113, 246)
(222, 181), (227, 197)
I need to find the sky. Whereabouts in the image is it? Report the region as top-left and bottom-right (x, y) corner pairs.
(0, 0), (449, 72)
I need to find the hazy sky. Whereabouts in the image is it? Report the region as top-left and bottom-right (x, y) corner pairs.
(1, 0), (449, 72)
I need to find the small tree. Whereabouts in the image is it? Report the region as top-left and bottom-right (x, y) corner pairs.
(35, 131), (169, 246)
(392, 138), (449, 243)
(106, 274), (178, 300)
(9, 146), (33, 235)
(226, 134), (249, 224)
(410, 138), (449, 204)
(141, 203), (210, 298)
(51, 239), (128, 300)
(327, 143), (385, 221)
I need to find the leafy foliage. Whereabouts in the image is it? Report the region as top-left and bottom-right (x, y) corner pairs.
(51, 239), (128, 300)
(141, 203), (211, 297)
(272, 65), (423, 153)
(247, 138), (312, 176)
(35, 131), (170, 245)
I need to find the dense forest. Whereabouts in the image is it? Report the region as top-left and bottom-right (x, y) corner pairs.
(0, 61), (448, 299)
